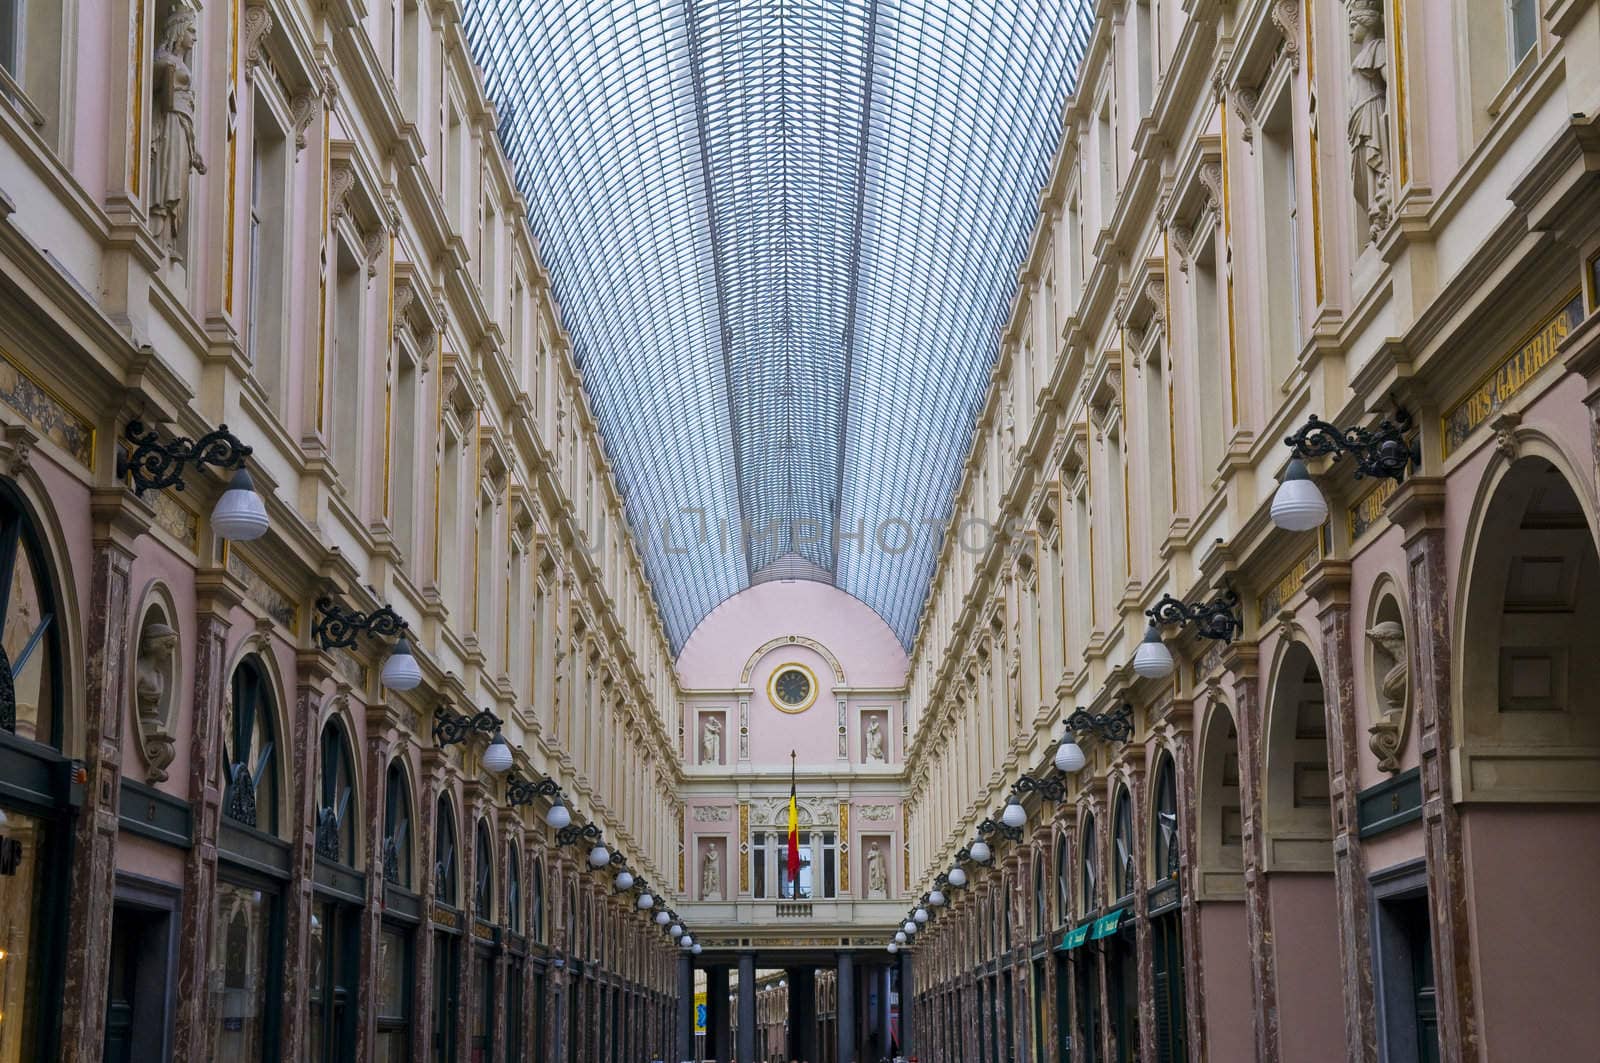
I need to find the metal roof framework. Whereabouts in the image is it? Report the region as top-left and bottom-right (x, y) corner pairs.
(463, 0), (1093, 650)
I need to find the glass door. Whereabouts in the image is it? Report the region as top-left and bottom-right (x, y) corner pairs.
(309, 900), (360, 1062)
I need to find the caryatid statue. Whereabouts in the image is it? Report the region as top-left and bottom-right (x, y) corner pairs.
(150, 6), (207, 261)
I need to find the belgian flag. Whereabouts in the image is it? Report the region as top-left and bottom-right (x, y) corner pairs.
(786, 750), (800, 892)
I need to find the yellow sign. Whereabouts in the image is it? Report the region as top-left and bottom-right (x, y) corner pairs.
(1347, 477), (1399, 542)
(1442, 291), (1584, 457)
(694, 991), (707, 1034)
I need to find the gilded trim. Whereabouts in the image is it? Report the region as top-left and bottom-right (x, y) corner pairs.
(223, 0), (239, 315)
(739, 803), (751, 893)
(382, 233), (395, 516)
(0, 353), (96, 471)
(837, 803), (849, 892)
(130, 0), (146, 196)
(1390, 0), (1410, 188)
(1306, 0), (1325, 303)
(315, 108), (330, 431)
(1220, 102), (1239, 424)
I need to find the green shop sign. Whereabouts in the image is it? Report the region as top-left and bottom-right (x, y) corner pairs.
(1057, 923), (1091, 951)
(1090, 908), (1124, 940)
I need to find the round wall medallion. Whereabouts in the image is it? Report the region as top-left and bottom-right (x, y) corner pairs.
(767, 662), (819, 714)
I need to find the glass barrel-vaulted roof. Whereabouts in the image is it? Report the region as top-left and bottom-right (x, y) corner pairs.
(462, 0), (1092, 650)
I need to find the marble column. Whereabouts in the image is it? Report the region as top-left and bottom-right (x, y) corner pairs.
(282, 652), (333, 1059)
(171, 569), (242, 1061)
(61, 491), (147, 1061)
(358, 702), (401, 1063)
(1306, 560), (1379, 1062)
(1225, 643), (1277, 1062)
(836, 952), (856, 1063)
(788, 966), (817, 1061)
(900, 950), (915, 1056)
(677, 956), (695, 1062)
(738, 952), (757, 1062)
(876, 964), (892, 1054)
(1390, 478), (1479, 1062)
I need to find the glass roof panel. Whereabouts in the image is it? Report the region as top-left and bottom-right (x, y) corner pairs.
(463, 0), (1092, 650)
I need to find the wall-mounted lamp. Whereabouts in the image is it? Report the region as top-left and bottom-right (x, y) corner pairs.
(120, 421), (268, 540)
(312, 597), (422, 691)
(1065, 703), (1134, 745)
(1132, 590), (1242, 680)
(1271, 409), (1417, 531)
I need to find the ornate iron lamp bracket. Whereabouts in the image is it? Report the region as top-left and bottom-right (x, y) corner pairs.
(1147, 589), (1242, 643)
(312, 596), (409, 651)
(432, 706), (502, 747)
(1283, 408), (1418, 483)
(1011, 773), (1068, 804)
(556, 822), (603, 848)
(977, 816), (1024, 844)
(118, 420), (252, 494)
(1066, 703), (1134, 744)
(507, 774), (562, 807)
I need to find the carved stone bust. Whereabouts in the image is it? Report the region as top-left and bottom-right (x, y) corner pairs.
(134, 617), (179, 782)
(1366, 619), (1409, 772)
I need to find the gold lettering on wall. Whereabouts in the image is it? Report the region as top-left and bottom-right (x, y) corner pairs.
(1442, 291), (1583, 457)
(1257, 541), (1324, 619)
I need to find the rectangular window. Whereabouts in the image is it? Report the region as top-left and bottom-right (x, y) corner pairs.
(375, 925), (411, 1062)
(391, 342), (420, 561)
(0, 0), (20, 79)
(1097, 103), (1116, 225)
(1192, 236), (1225, 477)
(1260, 90), (1302, 391)
(1508, 0), (1537, 65)
(333, 240), (366, 495)
(247, 99), (289, 407)
(752, 831), (767, 899)
(1135, 0), (1155, 113)
(211, 877), (281, 1060)
(780, 832), (813, 900)
(820, 831), (837, 900)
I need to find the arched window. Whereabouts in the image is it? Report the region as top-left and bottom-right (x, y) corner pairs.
(1032, 856), (1047, 935)
(316, 719), (357, 865)
(383, 760), (413, 887)
(474, 819), (494, 921)
(506, 841), (522, 933)
(1054, 836), (1070, 924)
(1152, 755), (1179, 883)
(435, 795), (458, 905)
(1113, 786), (1135, 900)
(224, 656), (278, 833)
(0, 487), (63, 746)
(1081, 812), (1098, 911)
(531, 861), (546, 942)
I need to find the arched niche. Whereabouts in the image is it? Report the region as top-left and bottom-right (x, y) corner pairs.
(1262, 640), (1333, 872)
(130, 580), (182, 783)
(1195, 699), (1244, 899)
(1458, 454), (1600, 801)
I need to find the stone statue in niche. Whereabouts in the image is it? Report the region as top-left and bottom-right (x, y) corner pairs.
(866, 841), (888, 899)
(1001, 398), (1017, 465)
(1366, 620), (1410, 772)
(150, 6), (207, 262)
(134, 619), (179, 782)
(865, 715), (886, 763)
(700, 843), (722, 901)
(1007, 646), (1023, 730)
(1346, 0), (1393, 242)
(700, 716), (722, 765)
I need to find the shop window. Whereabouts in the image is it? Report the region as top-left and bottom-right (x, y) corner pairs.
(1081, 812), (1099, 912)
(1055, 836), (1070, 926)
(433, 930), (460, 1062)
(0, 806), (54, 1058)
(530, 861), (545, 943)
(507, 842), (521, 933)
(375, 925), (411, 1061)
(210, 878), (281, 1060)
(384, 761), (413, 888)
(317, 721), (357, 866)
(223, 658), (279, 834)
(436, 796), (459, 906)
(1152, 756), (1179, 882)
(0, 490), (61, 745)
(1113, 787), (1135, 901)
(474, 819), (494, 922)
(1032, 858), (1046, 936)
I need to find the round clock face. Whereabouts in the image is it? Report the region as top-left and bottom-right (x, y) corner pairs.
(770, 665), (816, 712)
(775, 668), (811, 706)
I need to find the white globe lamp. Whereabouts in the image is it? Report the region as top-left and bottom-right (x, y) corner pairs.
(588, 845), (611, 869)
(948, 867), (967, 888)
(1054, 739), (1087, 774)
(482, 734), (514, 775)
(1131, 623), (1176, 679)
(970, 840), (992, 864)
(211, 469), (269, 541)
(1270, 459), (1329, 531)
(380, 638), (423, 691)
(929, 889), (946, 907)
(1002, 802), (1026, 829)
(913, 907), (928, 924)
(615, 870), (635, 891)
(638, 893), (654, 909)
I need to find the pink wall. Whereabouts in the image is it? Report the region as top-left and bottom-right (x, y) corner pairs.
(1464, 805), (1600, 1059)
(1197, 901), (1255, 1062)
(1268, 874), (1345, 1062)
(676, 580), (907, 689)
